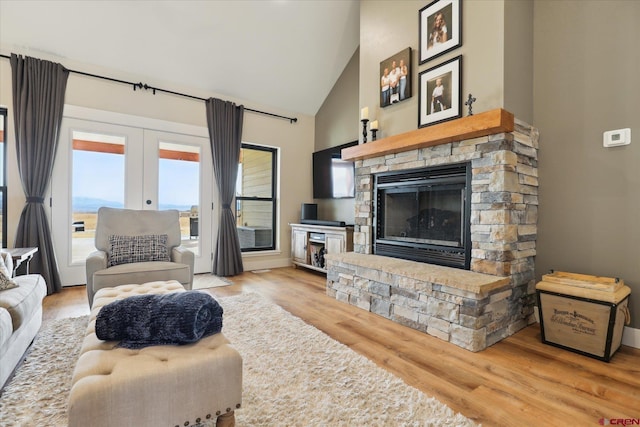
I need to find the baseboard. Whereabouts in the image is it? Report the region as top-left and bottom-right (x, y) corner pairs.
(622, 326), (640, 349)
(242, 256), (291, 272)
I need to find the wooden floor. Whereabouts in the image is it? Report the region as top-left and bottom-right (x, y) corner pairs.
(44, 267), (640, 426)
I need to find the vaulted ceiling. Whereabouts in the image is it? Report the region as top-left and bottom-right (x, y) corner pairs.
(0, 0), (360, 116)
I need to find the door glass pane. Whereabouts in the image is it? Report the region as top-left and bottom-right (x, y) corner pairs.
(158, 141), (201, 256)
(71, 131), (125, 263)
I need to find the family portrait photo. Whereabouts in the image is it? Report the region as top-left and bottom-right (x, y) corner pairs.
(419, 0), (462, 64)
(379, 47), (412, 108)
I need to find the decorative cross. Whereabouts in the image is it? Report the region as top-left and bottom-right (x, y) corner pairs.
(464, 93), (477, 116)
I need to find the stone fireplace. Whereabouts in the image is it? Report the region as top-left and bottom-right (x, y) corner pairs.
(324, 109), (539, 351)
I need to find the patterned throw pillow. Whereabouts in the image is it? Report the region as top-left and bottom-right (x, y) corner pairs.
(0, 255), (18, 292)
(108, 234), (170, 267)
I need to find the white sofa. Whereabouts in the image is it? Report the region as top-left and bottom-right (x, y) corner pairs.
(0, 252), (47, 388)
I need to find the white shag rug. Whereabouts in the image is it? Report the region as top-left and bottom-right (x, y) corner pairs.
(0, 293), (476, 427)
(191, 273), (232, 289)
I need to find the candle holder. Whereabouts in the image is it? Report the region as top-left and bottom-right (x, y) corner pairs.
(370, 120), (379, 141)
(361, 119), (369, 144)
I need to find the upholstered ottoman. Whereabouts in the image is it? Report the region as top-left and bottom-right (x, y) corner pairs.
(68, 280), (242, 427)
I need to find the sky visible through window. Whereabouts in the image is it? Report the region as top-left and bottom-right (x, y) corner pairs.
(72, 151), (199, 212)
(159, 157), (200, 210)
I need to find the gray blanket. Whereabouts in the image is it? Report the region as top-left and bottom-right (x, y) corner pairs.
(95, 291), (223, 349)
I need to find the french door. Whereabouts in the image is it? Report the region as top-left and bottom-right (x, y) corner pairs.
(50, 108), (215, 286)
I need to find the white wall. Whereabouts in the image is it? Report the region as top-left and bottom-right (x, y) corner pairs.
(0, 47), (315, 272)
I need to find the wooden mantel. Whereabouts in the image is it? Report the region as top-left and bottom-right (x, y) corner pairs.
(342, 108), (514, 161)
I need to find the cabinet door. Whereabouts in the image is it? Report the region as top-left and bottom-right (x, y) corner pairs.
(292, 229), (308, 263)
(325, 233), (345, 256)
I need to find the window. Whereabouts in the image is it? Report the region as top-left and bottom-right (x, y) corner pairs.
(71, 131), (125, 263)
(157, 140), (201, 256)
(236, 144), (277, 252)
(0, 108), (7, 248)
(70, 133), (204, 262)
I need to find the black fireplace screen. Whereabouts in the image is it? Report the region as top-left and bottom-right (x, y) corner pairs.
(374, 163), (471, 269)
(381, 187), (462, 246)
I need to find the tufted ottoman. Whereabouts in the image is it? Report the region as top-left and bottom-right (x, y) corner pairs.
(68, 280), (242, 427)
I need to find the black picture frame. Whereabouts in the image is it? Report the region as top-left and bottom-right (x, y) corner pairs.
(418, 55), (462, 128)
(419, 0), (462, 65)
(379, 47), (412, 108)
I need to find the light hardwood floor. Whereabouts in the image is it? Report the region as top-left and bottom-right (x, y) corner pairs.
(44, 267), (640, 426)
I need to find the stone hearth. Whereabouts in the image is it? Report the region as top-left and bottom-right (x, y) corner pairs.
(325, 109), (539, 351)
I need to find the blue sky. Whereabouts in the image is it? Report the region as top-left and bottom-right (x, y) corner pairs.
(158, 158), (200, 207)
(73, 151), (199, 208)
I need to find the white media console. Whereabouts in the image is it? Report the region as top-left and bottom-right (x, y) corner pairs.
(290, 223), (354, 273)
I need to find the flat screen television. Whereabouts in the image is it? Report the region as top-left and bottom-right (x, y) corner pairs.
(312, 141), (357, 199)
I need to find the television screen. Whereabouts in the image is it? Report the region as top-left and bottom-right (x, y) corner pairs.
(312, 141), (357, 199)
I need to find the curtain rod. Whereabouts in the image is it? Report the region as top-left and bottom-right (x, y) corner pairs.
(0, 53), (298, 124)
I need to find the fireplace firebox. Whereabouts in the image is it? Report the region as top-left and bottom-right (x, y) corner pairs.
(374, 163), (472, 269)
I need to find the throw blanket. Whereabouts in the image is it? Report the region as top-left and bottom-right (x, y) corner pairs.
(95, 291), (223, 349)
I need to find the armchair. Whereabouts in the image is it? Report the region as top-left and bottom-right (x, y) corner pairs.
(85, 207), (194, 304)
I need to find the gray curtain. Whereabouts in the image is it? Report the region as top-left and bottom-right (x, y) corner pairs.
(205, 98), (244, 276)
(10, 54), (68, 294)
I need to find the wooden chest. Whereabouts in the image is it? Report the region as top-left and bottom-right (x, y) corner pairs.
(536, 271), (631, 362)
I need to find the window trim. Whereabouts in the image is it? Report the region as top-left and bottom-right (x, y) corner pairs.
(237, 143), (277, 252)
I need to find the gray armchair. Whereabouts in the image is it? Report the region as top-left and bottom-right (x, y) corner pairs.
(85, 207), (194, 305)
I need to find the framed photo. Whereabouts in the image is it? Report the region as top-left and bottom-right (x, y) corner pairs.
(380, 47), (412, 108)
(419, 0), (462, 64)
(418, 55), (462, 128)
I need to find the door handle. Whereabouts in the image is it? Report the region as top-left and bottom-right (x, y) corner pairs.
(146, 200), (152, 205)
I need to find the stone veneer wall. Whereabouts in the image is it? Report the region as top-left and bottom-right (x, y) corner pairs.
(326, 118), (539, 350)
(325, 252), (515, 351)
